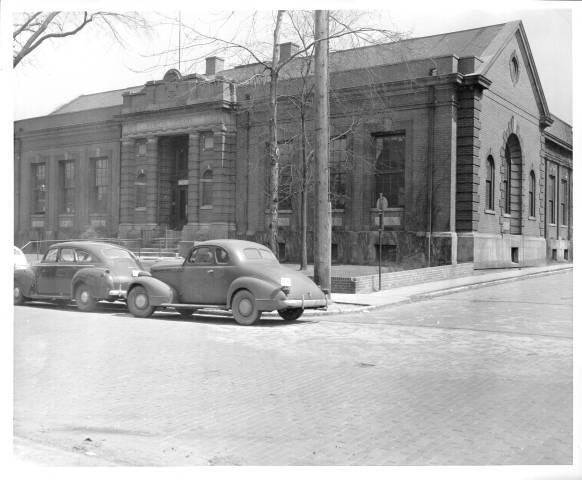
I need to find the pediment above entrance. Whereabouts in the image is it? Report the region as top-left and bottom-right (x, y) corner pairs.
(121, 111), (234, 138)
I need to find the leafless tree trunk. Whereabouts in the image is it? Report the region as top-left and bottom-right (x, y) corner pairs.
(268, 11), (285, 256)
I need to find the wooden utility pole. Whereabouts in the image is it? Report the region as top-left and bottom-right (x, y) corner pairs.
(313, 10), (331, 293)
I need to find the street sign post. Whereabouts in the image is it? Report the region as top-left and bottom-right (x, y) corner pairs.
(376, 193), (388, 291)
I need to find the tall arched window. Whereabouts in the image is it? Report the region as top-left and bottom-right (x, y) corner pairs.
(486, 156), (495, 211)
(529, 171), (536, 217)
(201, 169), (213, 207)
(504, 147), (511, 214)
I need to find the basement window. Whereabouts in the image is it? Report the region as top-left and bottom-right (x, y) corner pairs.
(511, 247), (519, 264)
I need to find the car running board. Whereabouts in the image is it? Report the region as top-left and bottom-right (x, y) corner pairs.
(160, 303), (228, 310)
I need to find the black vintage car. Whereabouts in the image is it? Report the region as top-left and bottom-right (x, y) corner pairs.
(14, 241), (148, 311)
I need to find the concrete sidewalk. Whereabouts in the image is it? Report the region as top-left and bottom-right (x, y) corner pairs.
(305, 263), (572, 316)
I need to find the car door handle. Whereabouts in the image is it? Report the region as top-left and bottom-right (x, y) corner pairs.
(207, 269), (214, 274)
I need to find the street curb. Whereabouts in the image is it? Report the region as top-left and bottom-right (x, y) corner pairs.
(305, 265), (573, 318)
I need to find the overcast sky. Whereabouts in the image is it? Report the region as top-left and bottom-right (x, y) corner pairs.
(10, 1), (575, 124)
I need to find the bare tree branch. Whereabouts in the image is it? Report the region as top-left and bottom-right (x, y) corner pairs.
(13, 11), (151, 68)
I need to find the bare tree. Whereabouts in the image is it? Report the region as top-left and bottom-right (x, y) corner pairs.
(13, 11), (150, 68)
(154, 11), (404, 261)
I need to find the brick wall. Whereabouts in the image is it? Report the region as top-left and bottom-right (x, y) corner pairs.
(328, 262), (475, 293)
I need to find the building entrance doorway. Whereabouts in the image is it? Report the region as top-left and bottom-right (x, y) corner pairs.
(158, 135), (189, 230)
(504, 134), (522, 235)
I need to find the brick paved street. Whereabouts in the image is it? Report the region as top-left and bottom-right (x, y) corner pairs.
(13, 271), (572, 466)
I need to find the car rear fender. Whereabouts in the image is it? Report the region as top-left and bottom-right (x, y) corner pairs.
(226, 277), (280, 309)
(127, 276), (175, 306)
(14, 267), (35, 296)
(72, 267), (112, 299)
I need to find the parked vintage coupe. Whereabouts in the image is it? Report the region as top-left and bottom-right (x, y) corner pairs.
(14, 241), (147, 311)
(126, 239), (327, 324)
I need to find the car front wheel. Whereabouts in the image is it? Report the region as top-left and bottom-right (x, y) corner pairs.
(127, 286), (156, 318)
(278, 308), (304, 321)
(231, 289), (261, 326)
(75, 283), (97, 312)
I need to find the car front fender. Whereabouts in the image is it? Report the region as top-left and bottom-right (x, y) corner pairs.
(72, 267), (112, 300)
(226, 276), (281, 309)
(14, 267), (35, 296)
(127, 276), (176, 306)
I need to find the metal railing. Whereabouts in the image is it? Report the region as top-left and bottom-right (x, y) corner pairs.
(19, 236), (181, 259)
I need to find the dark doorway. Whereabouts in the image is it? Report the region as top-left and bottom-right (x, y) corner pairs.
(158, 135), (189, 230)
(504, 134), (522, 235)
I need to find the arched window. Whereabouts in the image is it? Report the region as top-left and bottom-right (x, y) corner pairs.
(504, 147), (511, 214)
(135, 170), (147, 209)
(486, 156), (495, 211)
(201, 169), (213, 207)
(529, 171), (536, 217)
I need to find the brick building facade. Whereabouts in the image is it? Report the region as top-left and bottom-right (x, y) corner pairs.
(14, 21), (573, 268)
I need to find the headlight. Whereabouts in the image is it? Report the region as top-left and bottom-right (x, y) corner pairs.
(280, 277), (291, 295)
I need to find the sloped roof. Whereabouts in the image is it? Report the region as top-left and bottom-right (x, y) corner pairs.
(51, 86), (141, 115)
(545, 115), (572, 148)
(221, 22), (511, 82)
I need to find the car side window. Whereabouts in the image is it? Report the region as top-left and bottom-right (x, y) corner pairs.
(43, 248), (58, 263)
(76, 249), (94, 262)
(215, 247), (230, 265)
(187, 247), (214, 265)
(59, 248), (76, 262)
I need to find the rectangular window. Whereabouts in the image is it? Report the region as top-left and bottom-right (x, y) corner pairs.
(330, 136), (348, 209)
(548, 175), (556, 224)
(277, 141), (294, 211)
(32, 163), (46, 214)
(90, 157), (109, 213)
(374, 132), (405, 208)
(59, 160), (75, 213)
(560, 179), (568, 226)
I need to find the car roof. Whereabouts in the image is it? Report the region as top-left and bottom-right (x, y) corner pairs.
(195, 239), (272, 251)
(46, 241), (129, 252)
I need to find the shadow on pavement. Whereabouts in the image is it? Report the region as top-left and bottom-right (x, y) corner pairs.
(17, 301), (315, 327)
(114, 310), (315, 328)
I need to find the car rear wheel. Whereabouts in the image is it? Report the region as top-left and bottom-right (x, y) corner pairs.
(278, 308), (304, 321)
(75, 283), (97, 312)
(127, 286), (156, 318)
(176, 308), (196, 317)
(14, 283), (25, 306)
(231, 289), (261, 326)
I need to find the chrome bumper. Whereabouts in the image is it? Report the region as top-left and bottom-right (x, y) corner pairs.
(280, 298), (327, 309)
(108, 289), (127, 298)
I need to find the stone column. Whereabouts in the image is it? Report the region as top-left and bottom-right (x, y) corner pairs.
(187, 131), (200, 225)
(119, 138), (136, 227)
(46, 153), (59, 239)
(145, 136), (159, 225)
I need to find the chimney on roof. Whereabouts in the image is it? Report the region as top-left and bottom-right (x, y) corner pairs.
(279, 42), (299, 62)
(205, 56), (224, 76)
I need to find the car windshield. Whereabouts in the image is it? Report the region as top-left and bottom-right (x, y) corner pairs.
(14, 247), (28, 266)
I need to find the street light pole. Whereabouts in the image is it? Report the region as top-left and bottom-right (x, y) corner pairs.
(313, 10), (331, 294)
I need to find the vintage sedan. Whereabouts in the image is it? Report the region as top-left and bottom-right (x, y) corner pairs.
(126, 239), (327, 324)
(14, 241), (147, 311)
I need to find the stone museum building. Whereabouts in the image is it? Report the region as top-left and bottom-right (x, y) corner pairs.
(14, 21), (573, 268)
